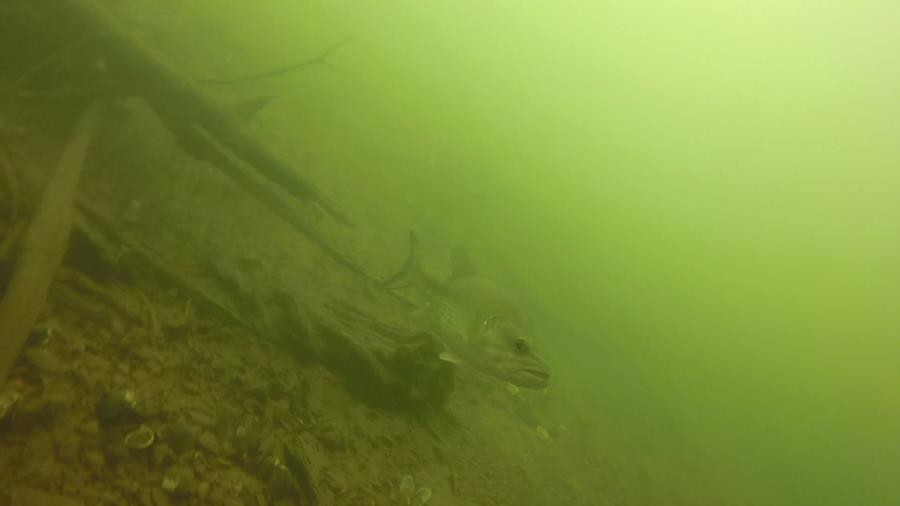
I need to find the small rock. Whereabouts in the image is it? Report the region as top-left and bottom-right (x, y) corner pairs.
(150, 486), (171, 506)
(197, 431), (220, 454)
(55, 433), (80, 464)
(232, 425), (260, 456)
(238, 487), (259, 506)
(96, 390), (140, 427)
(162, 422), (195, 454)
(324, 468), (348, 494)
(111, 318), (126, 335)
(9, 487), (84, 506)
(152, 443), (175, 467)
(132, 368), (150, 382)
(25, 347), (69, 375)
(196, 481), (211, 500)
(82, 450), (106, 474)
(28, 321), (55, 346)
(10, 396), (58, 431)
(267, 465), (298, 500)
(146, 361), (163, 376)
(187, 409), (216, 428)
(161, 465), (196, 497)
(75, 419), (100, 437)
(99, 491), (121, 504)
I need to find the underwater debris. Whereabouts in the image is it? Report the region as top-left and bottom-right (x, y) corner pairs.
(505, 382), (521, 397)
(124, 424), (155, 449)
(535, 425), (551, 442)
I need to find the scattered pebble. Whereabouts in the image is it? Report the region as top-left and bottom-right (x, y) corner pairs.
(187, 409), (215, 428)
(151, 443), (175, 467)
(82, 450), (106, 474)
(161, 465), (196, 497)
(96, 390), (140, 426)
(8, 487), (84, 506)
(195, 481), (211, 500)
(150, 486), (171, 506)
(75, 419), (100, 437)
(25, 347), (70, 375)
(197, 430), (220, 454)
(162, 422), (195, 454)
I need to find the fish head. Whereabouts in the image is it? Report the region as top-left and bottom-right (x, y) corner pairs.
(473, 313), (550, 389)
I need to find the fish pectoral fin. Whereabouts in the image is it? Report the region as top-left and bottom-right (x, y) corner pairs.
(438, 351), (465, 364)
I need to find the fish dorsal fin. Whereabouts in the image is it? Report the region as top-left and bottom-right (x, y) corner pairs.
(450, 245), (478, 279)
(438, 350), (465, 364)
(229, 95), (275, 122)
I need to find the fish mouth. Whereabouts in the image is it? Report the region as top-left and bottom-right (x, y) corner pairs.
(511, 368), (550, 389)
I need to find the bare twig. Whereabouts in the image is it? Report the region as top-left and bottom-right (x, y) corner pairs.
(198, 36), (353, 86)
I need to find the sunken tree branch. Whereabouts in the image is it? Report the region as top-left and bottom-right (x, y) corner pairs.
(199, 36), (353, 86)
(59, 0), (352, 226)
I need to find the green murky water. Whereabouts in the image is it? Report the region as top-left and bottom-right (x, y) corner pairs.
(183, 2), (898, 504)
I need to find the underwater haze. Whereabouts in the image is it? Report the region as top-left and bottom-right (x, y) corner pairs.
(209, 1), (899, 504)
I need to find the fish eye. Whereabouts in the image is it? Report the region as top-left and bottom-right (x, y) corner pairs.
(513, 338), (529, 354)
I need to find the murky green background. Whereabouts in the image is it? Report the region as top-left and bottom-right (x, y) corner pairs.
(202, 1), (899, 504)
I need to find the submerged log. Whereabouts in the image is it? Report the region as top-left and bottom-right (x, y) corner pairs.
(0, 103), (101, 382)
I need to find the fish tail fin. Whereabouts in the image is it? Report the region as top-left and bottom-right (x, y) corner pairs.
(382, 230), (421, 288)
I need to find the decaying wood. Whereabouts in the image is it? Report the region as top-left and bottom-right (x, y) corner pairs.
(0, 103), (101, 382)
(60, 0), (351, 226)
